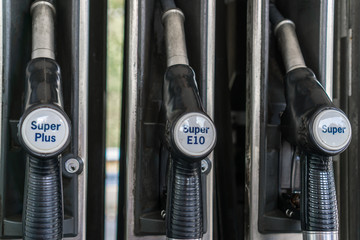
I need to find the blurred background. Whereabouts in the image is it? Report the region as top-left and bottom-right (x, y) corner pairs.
(105, 0), (124, 239)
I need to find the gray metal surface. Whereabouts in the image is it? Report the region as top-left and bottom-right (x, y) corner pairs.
(162, 9), (188, 67)
(203, 0), (215, 239)
(319, 0), (334, 99)
(31, 1), (55, 59)
(303, 231), (338, 240)
(245, 0), (302, 239)
(274, 20), (306, 72)
(337, 0), (360, 239)
(124, 1), (162, 239)
(66, 0), (89, 239)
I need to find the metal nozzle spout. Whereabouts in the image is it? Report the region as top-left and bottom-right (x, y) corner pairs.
(162, 9), (189, 67)
(31, 1), (56, 60)
(274, 20), (306, 72)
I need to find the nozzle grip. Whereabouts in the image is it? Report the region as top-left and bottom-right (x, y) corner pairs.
(24, 58), (64, 109)
(281, 68), (351, 155)
(163, 65), (216, 161)
(18, 58), (71, 158)
(163, 64), (203, 121)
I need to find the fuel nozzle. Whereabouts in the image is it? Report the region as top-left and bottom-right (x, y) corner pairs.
(19, 1), (70, 158)
(160, 3), (216, 239)
(270, 3), (351, 239)
(18, 1), (69, 239)
(270, 3), (351, 156)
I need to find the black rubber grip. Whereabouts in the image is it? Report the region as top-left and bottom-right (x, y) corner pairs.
(166, 158), (203, 239)
(301, 154), (338, 231)
(281, 68), (342, 156)
(23, 157), (63, 240)
(269, 3), (286, 27)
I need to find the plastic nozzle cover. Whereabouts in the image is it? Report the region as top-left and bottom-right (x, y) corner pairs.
(281, 68), (351, 155)
(312, 109), (352, 152)
(18, 58), (71, 158)
(173, 112), (216, 158)
(163, 64), (216, 160)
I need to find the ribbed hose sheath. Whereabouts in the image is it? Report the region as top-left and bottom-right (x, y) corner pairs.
(23, 157), (63, 240)
(166, 158), (203, 239)
(301, 154), (338, 231)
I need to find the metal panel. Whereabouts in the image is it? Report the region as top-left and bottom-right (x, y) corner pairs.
(245, 0), (300, 238)
(245, 1), (295, 238)
(123, 0), (149, 239)
(203, 0), (216, 239)
(337, 0), (360, 239)
(71, 0), (89, 239)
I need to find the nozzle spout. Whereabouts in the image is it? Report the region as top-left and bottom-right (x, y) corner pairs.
(162, 9), (189, 67)
(31, 1), (56, 60)
(269, 3), (306, 72)
(274, 20), (306, 72)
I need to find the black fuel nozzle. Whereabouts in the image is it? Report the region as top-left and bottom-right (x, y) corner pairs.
(281, 68), (351, 156)
(162, 63), (216, 240)
(160, 6), (216, 240)
(18, 1), (70, 239)
(270, 3), (351, 239)
(19, 0), (71, 159)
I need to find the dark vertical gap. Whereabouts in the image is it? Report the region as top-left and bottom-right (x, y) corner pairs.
(117, 0), (128, 238)
(86, 0), (108, 239)
(214, 0), (240, 239)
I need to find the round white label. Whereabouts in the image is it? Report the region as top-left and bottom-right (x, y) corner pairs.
(21, 108), (70, 154)
(313, 109), (351, 151)
(173, 113), (216, 157)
